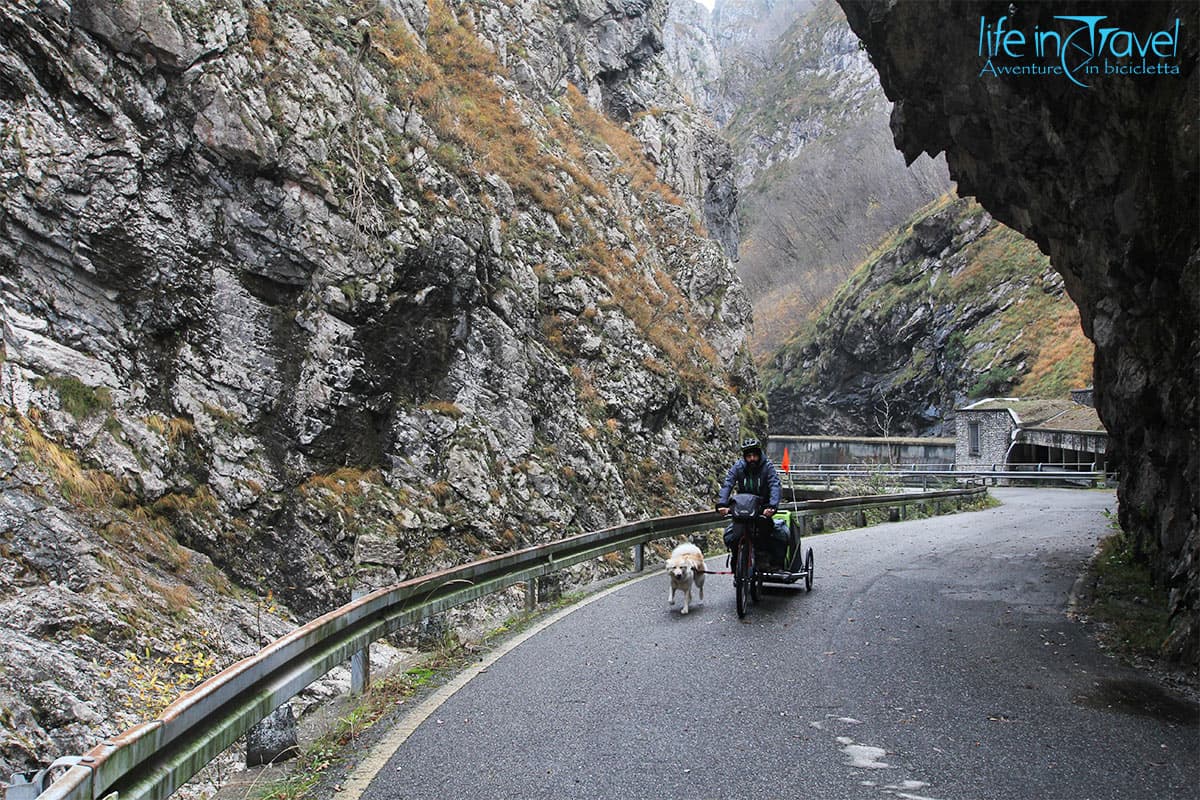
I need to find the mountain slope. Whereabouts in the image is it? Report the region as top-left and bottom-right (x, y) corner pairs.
(764, 195), (1094, 436)
(664, 0), (951, 357)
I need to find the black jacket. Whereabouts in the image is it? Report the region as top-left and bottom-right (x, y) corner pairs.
(718, 458), (782, 508)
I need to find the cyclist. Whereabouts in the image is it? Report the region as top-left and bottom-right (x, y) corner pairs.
(716, 438), (784, 564)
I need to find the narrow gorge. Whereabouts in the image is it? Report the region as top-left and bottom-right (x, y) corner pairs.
(766, 195), (1094, 438)
(0, 0), (1196, 786)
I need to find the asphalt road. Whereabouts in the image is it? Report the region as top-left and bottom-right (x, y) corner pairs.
(356, 488), (1199, 800)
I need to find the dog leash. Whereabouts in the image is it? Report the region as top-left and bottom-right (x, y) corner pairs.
(695, 566), (733, 575)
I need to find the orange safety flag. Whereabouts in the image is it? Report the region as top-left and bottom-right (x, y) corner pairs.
(781, 447), (790, 472)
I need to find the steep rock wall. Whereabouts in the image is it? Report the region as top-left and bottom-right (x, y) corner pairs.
(0, 0), (759, 771)
(838, 0), (1199, 663)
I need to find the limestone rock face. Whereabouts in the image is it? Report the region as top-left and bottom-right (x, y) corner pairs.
(0, 0), (759, 774)
(838, 0), (1199, 663)
(560, 0), (743, 258)
(662, 0), (721, 113)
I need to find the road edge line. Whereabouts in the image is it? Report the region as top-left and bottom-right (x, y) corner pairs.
(339, 564), (672, 798)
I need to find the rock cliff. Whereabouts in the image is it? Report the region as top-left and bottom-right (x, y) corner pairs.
(670, 0), (817, 129)
(838, 0), (1199, 663)
(0, 0), (759, 773)
(765, 195), (1093, 436)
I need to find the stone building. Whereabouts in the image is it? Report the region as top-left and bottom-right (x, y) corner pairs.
(955, 393), (1108, 471)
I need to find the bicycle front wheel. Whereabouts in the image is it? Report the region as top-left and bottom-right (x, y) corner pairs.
(735, 542), (753, 618)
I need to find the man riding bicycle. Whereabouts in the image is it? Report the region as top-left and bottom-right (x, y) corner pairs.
(716, 438), (785, 565)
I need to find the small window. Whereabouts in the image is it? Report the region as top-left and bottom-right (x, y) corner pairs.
(968, 422), (981, 456)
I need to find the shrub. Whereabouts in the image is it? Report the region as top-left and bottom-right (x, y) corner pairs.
(101, 638), (219, 721)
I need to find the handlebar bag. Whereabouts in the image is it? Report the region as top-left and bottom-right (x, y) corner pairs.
(728, 492), (763, 519)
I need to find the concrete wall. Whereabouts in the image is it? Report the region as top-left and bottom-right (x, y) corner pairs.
(767, 436), (956, 466)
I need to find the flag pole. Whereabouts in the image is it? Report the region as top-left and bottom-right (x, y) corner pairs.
(782, 446), (794, 502)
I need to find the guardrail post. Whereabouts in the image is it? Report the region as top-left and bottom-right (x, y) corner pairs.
(633, 543), (644, 572)
(524, 580), (536, 611)
(5, 773), (38, 800)
(351, 587), (369, 696)
(4, 756), (82, 800)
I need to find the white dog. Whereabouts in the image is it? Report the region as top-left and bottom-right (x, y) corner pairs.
(666, 542), (706, 614)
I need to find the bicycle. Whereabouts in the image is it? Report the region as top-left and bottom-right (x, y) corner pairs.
(723, 492), (815, 619)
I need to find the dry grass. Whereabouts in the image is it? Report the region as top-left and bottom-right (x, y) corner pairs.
(1015, 305), (1094, 396)
(19, 416), (127, 508)
(152, 487), (219, 519)
(300, 467), (382, 497)
(373, 1), (561, 211)
(429, 480), (454, 504)
(362, 2), (727, 410)
(421, 401), (465, 419)
(248, 8), (273, 58)
(146, 414), (196, 445)
(157, 581), (196, 615)
(565, 86), (684, 208)
(371, 3), (686, 229)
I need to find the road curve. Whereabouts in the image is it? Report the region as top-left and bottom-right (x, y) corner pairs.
(352, 488), (1198, 800)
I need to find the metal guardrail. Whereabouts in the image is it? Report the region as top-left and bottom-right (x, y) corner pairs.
(782, 462), (1104, 472)
(782, 466), (1108, 488)
(26, 485), (986, 800)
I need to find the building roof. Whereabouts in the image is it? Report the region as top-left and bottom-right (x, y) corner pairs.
(1028, 404), (1105, 434)
(959, 398), (1105, 433)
